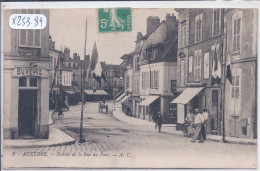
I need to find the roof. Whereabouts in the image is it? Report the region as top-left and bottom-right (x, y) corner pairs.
(120, 53), (133, 59)
(150, 35), (178, 63)
(64, 57), (76, 62)
(143, 20), (165, 40)
(61, 63), (73, 72)
(78, 60), (90, 69)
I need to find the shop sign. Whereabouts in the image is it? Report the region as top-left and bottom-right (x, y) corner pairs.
(12, 67), (48, 78)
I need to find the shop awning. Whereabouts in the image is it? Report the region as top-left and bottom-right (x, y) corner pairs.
(65, 91), (74, 95)
(171, 87), (204, 104)
(116, 93), (126, 101)
(84, 90), (97, 95)
(96, 90), (108, 95)
(120, 95), (130, 103)
(139, 96), (159, 106)
(84, 90), (108, 95)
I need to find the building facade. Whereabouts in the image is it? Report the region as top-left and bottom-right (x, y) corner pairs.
(139, 14), (178, 123)
(3, 9), (50, 139)
(223, 9), (257, 139)
(120, 14), (178, 123)
(174, 9), (225, 134)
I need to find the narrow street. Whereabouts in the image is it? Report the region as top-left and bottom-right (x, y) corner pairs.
(4, 101), (257, 168)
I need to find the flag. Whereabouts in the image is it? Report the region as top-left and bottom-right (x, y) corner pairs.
(211, 45), (221, 85)
(226, 54), (232, 84)
(90, 42), (106, 83)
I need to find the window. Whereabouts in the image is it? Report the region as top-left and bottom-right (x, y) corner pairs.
(19, 9), (41, 48)
(150, 71), (154, 88)
(180, 60), (185, 86)
(19, 77), (27, 87)
(146, 50), (152, 60)
(171, 80), (177, 92)
(30, 77), (38, 87)
(195, 14), (203, 43)
(126, 75), (130, 88)
(204, 52), (210, 79)
(73, 63), (75, 68)
(68, 63), (71, 68)
(188, 56), (193, 73)
(142, 72), (145, 89)
(233, 18), (241, 52)
(150, 70), (159, 89)
(181, 22), (186, 47)
(231, 75), (239, 98)
(154, 71), (159, 88)
(135, 56), (140, 71)
(213, 9), (221, 36)
(19, 77), (38, 88)
(194, 50), (202, 81)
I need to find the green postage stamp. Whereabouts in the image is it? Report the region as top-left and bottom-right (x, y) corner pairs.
(98, 8), (132, 32)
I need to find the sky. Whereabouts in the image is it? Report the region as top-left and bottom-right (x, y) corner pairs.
(50, 8), (178, 65)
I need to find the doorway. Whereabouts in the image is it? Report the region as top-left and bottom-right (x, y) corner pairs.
(212, 90), (218, 132)
(18, 90), (38, 138)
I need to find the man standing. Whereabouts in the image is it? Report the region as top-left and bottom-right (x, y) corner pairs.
(191, 109), (204, 143)
(157, 113), (163, 133)
(201, 108), (208, 140)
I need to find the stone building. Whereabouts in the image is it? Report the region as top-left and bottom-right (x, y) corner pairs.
(173, 9), (226, 133)
(121, 14), (179, 123)
(3, 9), (50, 139)
(223, 9), (257, 139)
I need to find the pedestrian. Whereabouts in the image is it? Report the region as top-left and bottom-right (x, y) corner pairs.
(152, 112), (158, 130)
(157, 112), (163, 133)
(185, 109), (194, 136)
(201, 108), (209, 140)
(103, 97), (106, 104)
(191, 109), (204, 143)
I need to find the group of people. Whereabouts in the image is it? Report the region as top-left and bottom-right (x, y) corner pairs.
(185, 108), (208, 143)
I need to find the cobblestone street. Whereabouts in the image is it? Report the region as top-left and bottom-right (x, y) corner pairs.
(3, 101), (257, 168)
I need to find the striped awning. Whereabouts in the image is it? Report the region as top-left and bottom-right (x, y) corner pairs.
(171, 87), (204, 104)
(120, 95), (130, 103)
(116, 93), (126, 101)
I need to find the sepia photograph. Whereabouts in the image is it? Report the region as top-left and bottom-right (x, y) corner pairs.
(1, 2), (258, 169)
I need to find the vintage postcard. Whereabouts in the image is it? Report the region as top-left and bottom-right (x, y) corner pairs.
(1, 1), (258, 169)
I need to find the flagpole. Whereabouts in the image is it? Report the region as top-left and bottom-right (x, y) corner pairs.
(221, 9), (227, 143)
(79, 18), (88, 143)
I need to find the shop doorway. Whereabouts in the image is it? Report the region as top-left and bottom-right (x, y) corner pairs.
(18, 90), (38, 138)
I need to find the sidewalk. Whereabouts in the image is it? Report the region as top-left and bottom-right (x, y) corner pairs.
(112, 102), (257, 145)
(4, 111), (76, 148)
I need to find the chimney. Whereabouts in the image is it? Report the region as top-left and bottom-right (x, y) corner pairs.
(166, 13), (178, 39)
(146, 16), (160, 35)
(73, 53), (77, 60)
(136, 32), (143, 41)
(84, 55), (90, 62)
(64, 47), (70, 59)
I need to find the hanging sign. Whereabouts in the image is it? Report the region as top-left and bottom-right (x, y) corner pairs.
(12, 67), (49, 78)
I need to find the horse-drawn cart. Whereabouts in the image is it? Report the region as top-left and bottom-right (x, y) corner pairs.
(99, 102), (108, 114)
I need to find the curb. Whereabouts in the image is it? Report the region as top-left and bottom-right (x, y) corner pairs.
(112, 107), (257, 146)
(4, 139), (76, 149)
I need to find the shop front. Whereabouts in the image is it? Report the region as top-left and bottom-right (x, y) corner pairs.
(139, 95), (160, 121)
(171, 87), (204, 130)
(4, 65), (50, 139)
